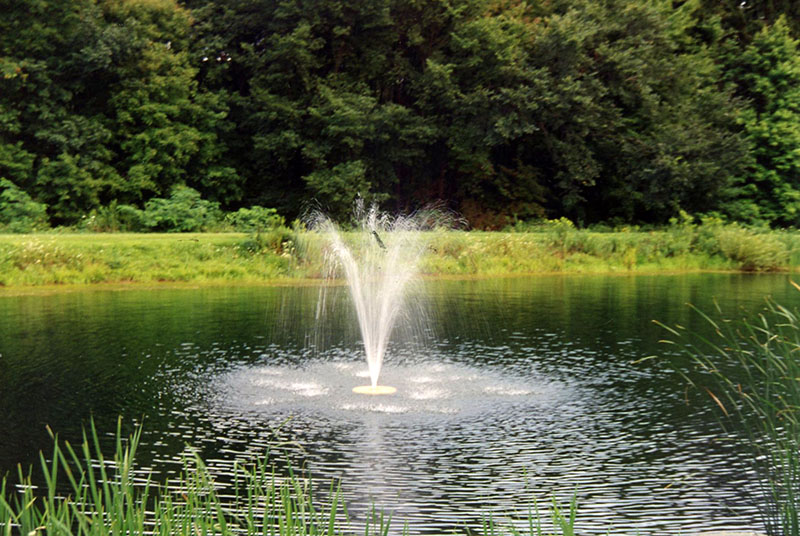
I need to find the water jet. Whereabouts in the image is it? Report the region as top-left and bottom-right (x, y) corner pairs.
(313, 202), (446, 393)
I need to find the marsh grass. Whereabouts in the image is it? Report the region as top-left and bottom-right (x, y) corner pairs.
(659, 289), (800, 536)
(0, 420), (580, 536)
(0, 419), (372, 536)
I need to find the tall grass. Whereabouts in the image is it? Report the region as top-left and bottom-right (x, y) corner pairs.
(0, 420), (579, 536)
(0, 233), (301, 286)
(659, 285), (800, 536)
(0, 221), (795, 288)
(0, 419), (359, 536)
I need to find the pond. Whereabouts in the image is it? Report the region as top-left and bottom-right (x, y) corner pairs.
(1, 273), (798, 535)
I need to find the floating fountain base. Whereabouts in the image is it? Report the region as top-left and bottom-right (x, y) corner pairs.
(353, 385), (397, 395)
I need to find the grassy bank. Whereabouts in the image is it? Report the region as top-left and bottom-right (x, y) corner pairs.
(0, 233), (291, 287)
(0, 223), (798, 288)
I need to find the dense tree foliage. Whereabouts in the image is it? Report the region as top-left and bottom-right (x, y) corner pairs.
(718, 18), (800, 226)
(1, 0), (799, 228)
(0, 0), (236, 225)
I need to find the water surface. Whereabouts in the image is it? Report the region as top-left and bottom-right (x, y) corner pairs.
(1, 274), (798, 534)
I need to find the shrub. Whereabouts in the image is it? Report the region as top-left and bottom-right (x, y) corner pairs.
(238, 226), (293, 254)
(0, 178), (49, 232)
(81, 200), (145, 232)
(143, 185), (222, 232)
(225, 206), (285, 232)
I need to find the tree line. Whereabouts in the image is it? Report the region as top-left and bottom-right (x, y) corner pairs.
(1, 0), (800, 229)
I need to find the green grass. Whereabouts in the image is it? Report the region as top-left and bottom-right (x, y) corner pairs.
(0, 232), (299, 287)
(0, 223), (797, 288)
(660, 290), (800, 536)
(0, 419), (579, 536)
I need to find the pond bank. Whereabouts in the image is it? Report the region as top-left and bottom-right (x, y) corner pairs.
(0, 228), (797, 288)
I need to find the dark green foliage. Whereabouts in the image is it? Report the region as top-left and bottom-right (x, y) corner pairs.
(0, 179), (48, 232)
(0, 0), (797, 229)
(699, 0), (800, 40)
(187, 0), (750, 227)
(0, 0), (238, 225)
(143, 185), (221, 232)
(720, 18), (800, 226)
(303, 161), (377, 220)
(530, 0), (747, 224)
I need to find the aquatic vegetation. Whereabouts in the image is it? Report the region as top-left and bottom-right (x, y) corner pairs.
(0, 420), (579, 536)
(661, 289), (800, 536)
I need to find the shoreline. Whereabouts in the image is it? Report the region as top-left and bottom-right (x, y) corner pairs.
(0, 230), (797, 291)
(0, 268), (795, 297)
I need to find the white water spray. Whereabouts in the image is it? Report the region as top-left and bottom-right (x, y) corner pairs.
(314, 203), (443, 392)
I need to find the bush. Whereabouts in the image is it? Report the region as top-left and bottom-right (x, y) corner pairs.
(143, 186), (221, 232)
(224, 206), (285, 232)
(238, 226), (294, 254)
(0, 178), (49, 232)
(81, 200), (145, 232)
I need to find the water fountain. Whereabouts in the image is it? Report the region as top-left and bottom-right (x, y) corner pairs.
(313, 203), (438, 395)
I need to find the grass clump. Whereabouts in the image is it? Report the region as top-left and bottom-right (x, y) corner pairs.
(0, 420), (581, 536)
(1, 419), (364, 536)
(712, 226), (790, 271)
(660, 285), (800, 536)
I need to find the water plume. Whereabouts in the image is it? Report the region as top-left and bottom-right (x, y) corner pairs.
(311, 201), (448, 391)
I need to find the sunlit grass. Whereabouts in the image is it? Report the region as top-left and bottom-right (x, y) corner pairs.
(0, 225), (796, 288)
(0, 233), (299, 287)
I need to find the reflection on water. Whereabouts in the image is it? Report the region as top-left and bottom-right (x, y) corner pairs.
(1, 274), (799, 534)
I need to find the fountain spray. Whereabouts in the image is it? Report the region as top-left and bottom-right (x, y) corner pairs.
(313, 202), (446, 394)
